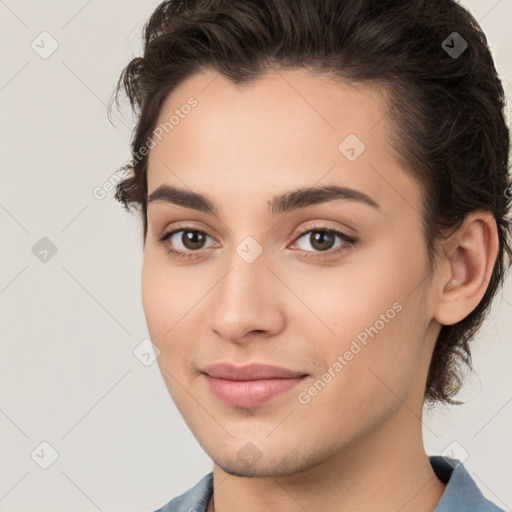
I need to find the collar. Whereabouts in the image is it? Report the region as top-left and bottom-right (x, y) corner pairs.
(430, 456), (504, 511)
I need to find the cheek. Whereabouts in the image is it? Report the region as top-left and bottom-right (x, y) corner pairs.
(141, 250), (193, 335)
(282, 254), (409, 342)
(141, 255), (190, 402)
(141, 251), (204, 383)
(291, 243), (427, 391)
(140, 251), (186, 352)
(293, 300), (425, 445)
(141, 253), (164, 336)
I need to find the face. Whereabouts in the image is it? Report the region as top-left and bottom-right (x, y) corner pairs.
(142, 69), (440, 477)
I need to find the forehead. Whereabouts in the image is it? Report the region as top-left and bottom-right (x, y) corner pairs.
(146, 69), (421, 220)
(151, 68), (390, 154)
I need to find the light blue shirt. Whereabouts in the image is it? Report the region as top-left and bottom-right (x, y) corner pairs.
(153, 456), (505, 511)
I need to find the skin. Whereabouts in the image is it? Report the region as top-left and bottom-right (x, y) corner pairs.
(142, 69), (498, 512)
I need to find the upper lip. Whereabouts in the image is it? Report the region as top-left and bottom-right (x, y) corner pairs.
(201, 363), (307, 381)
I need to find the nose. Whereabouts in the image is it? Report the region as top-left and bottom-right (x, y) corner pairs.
(206, 245), (286, 344)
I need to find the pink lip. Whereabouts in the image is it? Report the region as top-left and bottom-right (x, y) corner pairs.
(201, 363), (308, 407)
(204, 376), (306, 407)
(202, 362), (306, 380)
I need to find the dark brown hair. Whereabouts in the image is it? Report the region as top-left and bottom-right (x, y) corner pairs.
(109, 0), (512, 404)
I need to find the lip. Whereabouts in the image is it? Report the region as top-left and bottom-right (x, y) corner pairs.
(201, 363), (308, 408)
(203, 375), (307, 408)
(202, 362), (307, 380)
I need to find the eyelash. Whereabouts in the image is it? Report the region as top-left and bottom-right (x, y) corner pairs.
(158, 224), (357, 261)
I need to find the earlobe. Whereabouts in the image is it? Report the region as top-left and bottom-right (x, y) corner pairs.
(433, 212), (499, 326)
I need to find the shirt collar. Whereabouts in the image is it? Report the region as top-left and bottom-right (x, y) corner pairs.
(430, 456), (504, 511)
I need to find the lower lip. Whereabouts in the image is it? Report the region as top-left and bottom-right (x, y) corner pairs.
(203, 374), (307, 408)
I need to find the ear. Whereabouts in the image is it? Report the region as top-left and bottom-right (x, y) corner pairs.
(433, 211), (499, 326)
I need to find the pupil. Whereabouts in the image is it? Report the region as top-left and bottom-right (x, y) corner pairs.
(312, 231), (334, 251)
(184, 231), (205, 250)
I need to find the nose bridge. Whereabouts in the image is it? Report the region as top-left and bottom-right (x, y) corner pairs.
(216, 241), (269, 317)
(207, 236), (284, 341)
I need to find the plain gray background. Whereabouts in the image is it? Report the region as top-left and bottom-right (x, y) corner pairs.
(0, 1), (511, 511)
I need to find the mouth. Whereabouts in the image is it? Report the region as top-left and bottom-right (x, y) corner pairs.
(202, 375), (308, 408)
(201, 362), (309, 408)
(201, 362), (308, 380)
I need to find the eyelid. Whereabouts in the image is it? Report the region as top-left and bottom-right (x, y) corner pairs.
(158, 220), (215, 241)
(158, 223), (219, 248)
(288, 221), (356, 244)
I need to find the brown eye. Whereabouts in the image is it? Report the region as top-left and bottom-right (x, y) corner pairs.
(294, 228), (354, 254)
(159, 228), (216, 256)
(308, 231), (336, 251)
(180, 230), (207, 250)
(158, 224), (356, 262)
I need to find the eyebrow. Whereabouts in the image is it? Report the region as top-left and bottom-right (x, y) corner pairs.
(147, 183), (380, 216)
